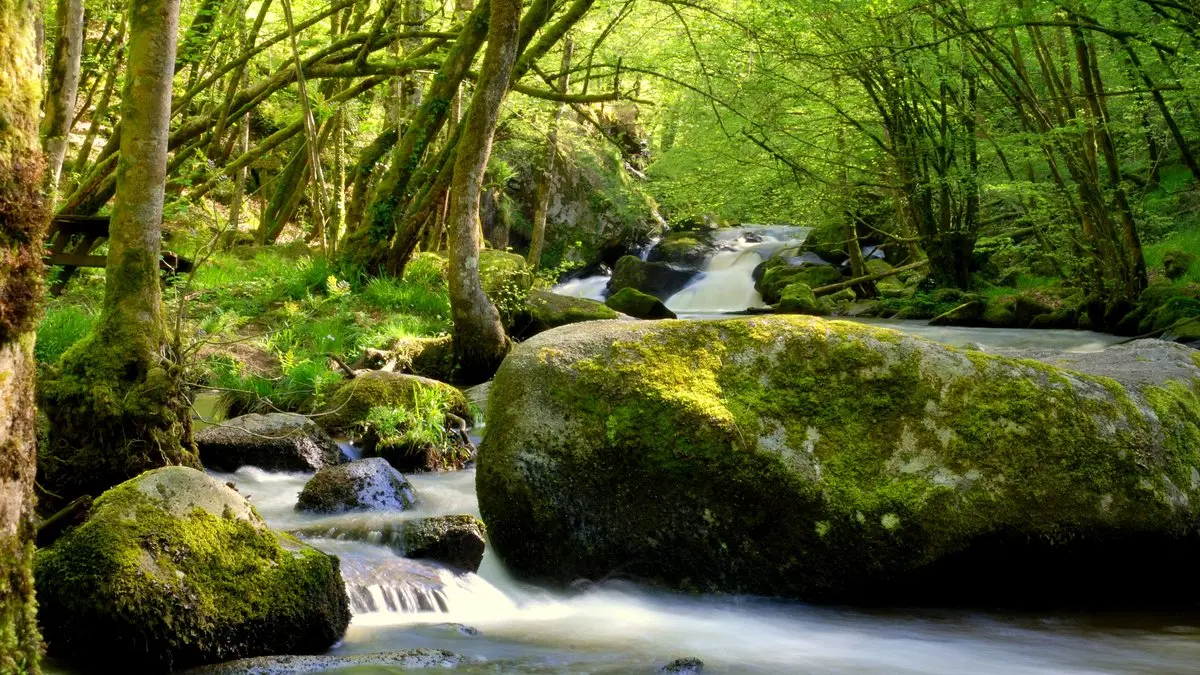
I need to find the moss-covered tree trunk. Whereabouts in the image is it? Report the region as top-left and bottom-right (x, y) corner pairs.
(0, 0), (47, 669)
(447, 0), (520, 381)
(39, 0), (199, 512)
(40, 0), (85, 199)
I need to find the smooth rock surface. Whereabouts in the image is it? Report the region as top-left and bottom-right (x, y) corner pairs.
(197, 413), (343, 473)
(296, 458), (418, 513)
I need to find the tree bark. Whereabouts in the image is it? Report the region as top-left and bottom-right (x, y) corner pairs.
(39, 0), (198, 513)
(447, 0), (520, 381)
(41, 0), (86, 199)
(0, 0), (47, 668)
(528, 36), (572, 270)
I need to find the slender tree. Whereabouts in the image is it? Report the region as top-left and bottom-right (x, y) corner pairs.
(39, 0), (198, 511)
(0, 0), (47, 669)
(447, 0), (521, 379)
(41, 0), (86, 198)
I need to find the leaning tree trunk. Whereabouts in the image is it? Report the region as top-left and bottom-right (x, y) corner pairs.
(39, 0), (199, 513)
(447, 0), (520, 381)
(0, 0), (47, 669)
(41, 0), (86, 200)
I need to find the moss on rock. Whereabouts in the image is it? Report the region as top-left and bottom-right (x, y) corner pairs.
(517, 289), (619, 338)
(35, 467), (350, 672)
(606, 288), (677, 320)
(606, 255), (696, 301)
(775, 283), (828, 315)
(757, 260), (843, 305)
(316, 371), (470, 433)
(478, 317), (1200, 605)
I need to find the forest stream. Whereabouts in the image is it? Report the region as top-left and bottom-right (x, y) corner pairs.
(46, 234), (1174, 675)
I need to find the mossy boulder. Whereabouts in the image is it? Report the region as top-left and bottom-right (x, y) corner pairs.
(400, 515), (487, 572)
(1163, 249), (1197, 281)
(296, 458), (418, 513)
(606, 287), (677, 320)
(35, 467), (350, 672)
(197, 413), (343, 473)
(756, 259), (843, 305)
(606, 255), (697, 301)
(430, 249), (533, 298)
(647, 230), (718, 267)
(775, 283), (828, 316)
(316, 371), (470, 433)
(391, 335), (456, 382)
(478, 317), (1200, 606)
(516, 288), (619, 338)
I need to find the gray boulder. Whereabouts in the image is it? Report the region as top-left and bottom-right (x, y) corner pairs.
(478, 317), (1200, 606)
(296, 458), (418, 513)
(400, 515), (487, 572)
(606, 255), (697, 301)
(197, 413), (342, 473)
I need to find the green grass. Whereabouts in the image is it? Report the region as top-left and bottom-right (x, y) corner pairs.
(1144, 226), (1200, 285)
(36, 305), (98, 365)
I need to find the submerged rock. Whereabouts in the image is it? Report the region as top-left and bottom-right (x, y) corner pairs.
(296, 458), (418, 513)
(187, 649), (473, 674)
(516, 288), (619, 338)
(36, 467), (350, 672)
(478, 317), (1200, 606)
(606, 287), (677, 320)
(607, 255), (697, 301)
(316, 370), (471, 433)
(400, 515), (487, 572)
(196, 413), (343, 473)
(659, 657), (705, 674)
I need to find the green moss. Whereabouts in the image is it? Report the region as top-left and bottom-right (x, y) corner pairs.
(775, 283), (827, 315)
(521, 289), (618, 336)
(35, 468), (349, 671)
(478, 316), (1200, 600)
(317, 371), (470, 433)
(605, 288), (676, 320)
(757, 262), (843, 305)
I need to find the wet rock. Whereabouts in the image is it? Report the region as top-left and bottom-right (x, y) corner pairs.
(478, 317), (1200, 606)
(647, 230), (718, 267)
(296, 458), (418, 513)
(197, 413), (342, 473)
(37, 467), (350, 673)
(186, 649), (474, 674)
(401, 514), (487, 572)
(756, 258), (843, 305)
(516, 288), (619, 339)
(607, 255), (697, 301)
(606, 287), (678, 320)
(658, 657), (705, 674)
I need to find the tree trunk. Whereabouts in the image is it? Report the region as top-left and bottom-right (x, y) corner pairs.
(39, 0), (198, 513)
(41, 0), (86, 199)
(528, 35), (572, 270)
(447, 0), (520, 381)
(0, 2), (46, 669)
(70, 18), (124, 176)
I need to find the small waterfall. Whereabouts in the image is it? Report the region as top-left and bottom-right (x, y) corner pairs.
(553, 274), (610, 301)
(665, 226), (810, 314)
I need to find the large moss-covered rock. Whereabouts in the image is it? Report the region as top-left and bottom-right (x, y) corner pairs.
(606, 255), (696, 301)
(478, 317), (1200, 605)
(606, 287), (677, 320)
(296, 458), (418, 513)
(35, 467), (350, 672)
(516, 288), (619, 338)
(197, 413), (343, 473)
(775, 283), (828, 316)
(316, 371), (471, 433)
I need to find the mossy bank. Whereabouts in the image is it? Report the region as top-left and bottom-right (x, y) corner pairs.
(477, 317), (1200, 606)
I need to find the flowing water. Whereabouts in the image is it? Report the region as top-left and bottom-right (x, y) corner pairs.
(204, 459), (1200, 674)
(46, 228), (1183, 672)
